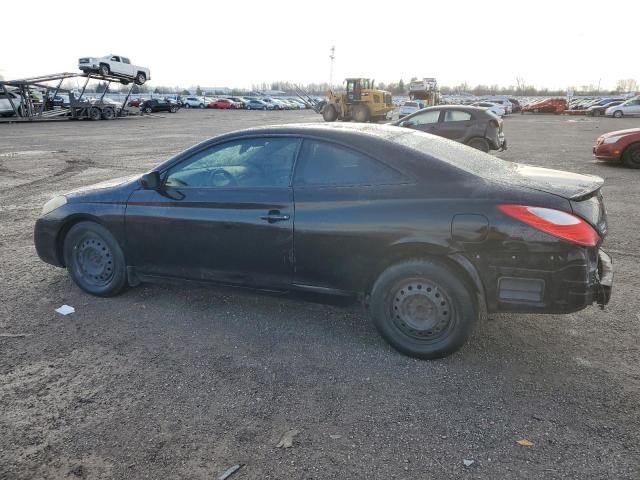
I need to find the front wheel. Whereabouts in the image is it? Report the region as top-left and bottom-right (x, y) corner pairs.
(144, 107), (152, 113)
(170, 106), (177, 113)
(135, 72), (146, 85)
(199, 104), (204, 109)
(89, 107), (102, 120)
(99, 64), (110, 76)
(622, 144), (640, 169)
(63, 221), (128, 297)
(101, 107), (115, 120)
(613, 110), (623, 118)
(185, 103), (191, 109)
(369, 260), (477, 359)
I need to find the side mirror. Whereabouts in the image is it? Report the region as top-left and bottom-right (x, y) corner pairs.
(140, 171), (161, 190)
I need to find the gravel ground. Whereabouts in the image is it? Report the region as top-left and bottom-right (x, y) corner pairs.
(1, 110), (639, 479)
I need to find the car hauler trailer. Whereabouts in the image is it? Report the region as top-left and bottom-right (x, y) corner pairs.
(0, 71), (139, 122)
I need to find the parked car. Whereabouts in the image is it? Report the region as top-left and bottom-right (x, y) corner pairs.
(34, 123), (612, 359)
(182, 97), (206, 109)
(261, 97), (282, 110)
(471, 102), (506, 117)
(128, 98), (145, 107)
(508, 98), (522, 113)
(484, 98), (513, 114)
(246, 99), (272, 110)
(78, 54), (150, 85)
(394, 106), (506, 152)
(140, 99), (178, 114)
(399, 101), (424, 118)
(587, 100), (624, 117)
(593, 128), (640, 168)
(522, 98), (567, 113)
(0, 90), (23, 116)
(605, 97), (640, 118)
(209, 98), (237, 109)
(228, 96), (249, 108)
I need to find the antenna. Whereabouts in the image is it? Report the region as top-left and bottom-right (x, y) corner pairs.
(329, 45), (335, 88)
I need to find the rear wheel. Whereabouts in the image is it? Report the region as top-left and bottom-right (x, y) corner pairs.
(170, 106), (177, 113)
(101, 107), (115, 120)
(467, 138), (490, 152)
(322, 104), (338, 122)
(613, 110), (623, 118)
(622, 144), (640, 169)
(144, 106), (152, 113)
(369, 260), (477, 359)
(199, 104), (204, 109)
(352, 104), (370, 123)
(63, 222), (128, 297)
(185, 103), (191, 109)
(135, 72), (146, 85)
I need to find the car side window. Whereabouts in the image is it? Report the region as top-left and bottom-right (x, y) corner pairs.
(444, 110), (472, 122)
(410, 110), (441, 125)
(165, 137), (300, 189)
(294, 140), (406, 187)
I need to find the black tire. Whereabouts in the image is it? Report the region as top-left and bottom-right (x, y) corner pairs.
(263, 106), (267, 111)
(185, 103), (191, 109)
(135, 72), (146, 85)
(101, 107), (115, 120)
(199, 104), (204, 109)
(322, 104), (338, 122)
(622, 144), (640, 169)
(351, 104), (370, 123)
(247, 105), (251, 110)
(144, 107), (152, 113)
(467, 138), (490, 153)
(63, 222), (128, 297)
(120, 80), (130, 86)
(170, 106), (177, 113)
(613, 110), (623, 118)
(89, 107), (102, 121)
(369, 259), (477, 359)
(99, 64), (110, 76)
(592, 109), (600, 117)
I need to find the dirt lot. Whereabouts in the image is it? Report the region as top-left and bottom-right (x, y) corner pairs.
(1, 110), (639, 479)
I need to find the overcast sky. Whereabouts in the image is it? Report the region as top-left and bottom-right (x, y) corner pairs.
(1, 0), (638, 91)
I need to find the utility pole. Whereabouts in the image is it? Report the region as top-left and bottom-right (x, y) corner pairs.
(329, 45), (335, 88)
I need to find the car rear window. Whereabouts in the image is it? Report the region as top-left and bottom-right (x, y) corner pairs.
(403, 102), (417, 107)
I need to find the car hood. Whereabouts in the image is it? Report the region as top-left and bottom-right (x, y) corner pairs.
(600, 127), (640, 138)
(499, 164), (603, 201)
(65, 174), (140, 200)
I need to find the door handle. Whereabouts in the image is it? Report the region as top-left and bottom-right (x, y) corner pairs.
(260, 210), (290, 223)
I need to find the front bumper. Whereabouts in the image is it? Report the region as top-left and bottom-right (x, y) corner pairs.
(34, 216), (64, 267)
(593, 142), (622, 161)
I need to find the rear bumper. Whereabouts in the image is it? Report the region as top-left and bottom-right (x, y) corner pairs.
(482, 247), (613, 314)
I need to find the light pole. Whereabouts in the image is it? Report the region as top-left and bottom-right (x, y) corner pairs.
(329, 45), (335, 89)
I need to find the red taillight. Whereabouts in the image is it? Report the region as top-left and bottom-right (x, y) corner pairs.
(490, 119), (500, 128)
(498, 205), (600, 247)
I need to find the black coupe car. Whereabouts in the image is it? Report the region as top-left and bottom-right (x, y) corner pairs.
(34, 124), (612, 359)
(140, 99), (178, 114)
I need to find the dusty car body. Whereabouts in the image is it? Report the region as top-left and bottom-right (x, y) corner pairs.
(593, 128), (640, 168)
(393, 105), (506, 152)
(522, 98), (567, 113)
(34, 124), (612, 359)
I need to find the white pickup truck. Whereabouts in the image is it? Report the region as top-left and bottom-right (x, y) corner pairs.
(78, 55), (151, 85)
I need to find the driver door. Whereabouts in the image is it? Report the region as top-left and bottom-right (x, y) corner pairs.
(401, 109), (442, 134)
(125, 137), (300, 288)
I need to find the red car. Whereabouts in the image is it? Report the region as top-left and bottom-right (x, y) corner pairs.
(127, 98), (145, 107)
(593, 128), (640, 168)
(522, 98), (567, 114)
(208, 99), (237, 109)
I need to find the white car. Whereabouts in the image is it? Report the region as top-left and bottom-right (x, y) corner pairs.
(484, 97), (513, 114)
(399, 100), (425, 118)
(182, 96), (206, 108)
(472, 102), (506, 117)
(0, 90), (23, 116)
(78, 55), (151, 85)
(605, 97), (640, 118)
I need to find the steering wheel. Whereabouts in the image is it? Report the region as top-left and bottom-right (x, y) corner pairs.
(207, 168), (237, 187)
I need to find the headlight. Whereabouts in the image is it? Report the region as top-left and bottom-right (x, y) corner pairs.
(603, 135), (623, 144)
(42, 195), (67, 215)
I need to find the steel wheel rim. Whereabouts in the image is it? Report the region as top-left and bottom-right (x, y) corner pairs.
(390, 279), (454, 342)
(75, 234), (114, 286)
